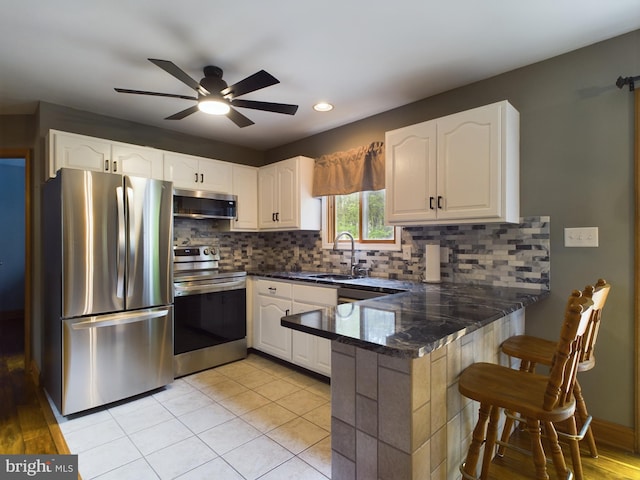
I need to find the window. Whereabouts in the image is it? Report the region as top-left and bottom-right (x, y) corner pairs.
(323, 190), (401, 251)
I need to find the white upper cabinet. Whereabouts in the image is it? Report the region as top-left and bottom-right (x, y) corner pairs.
(111, 142), (163, 180)
(230, 164), (258, 231)
(164, 152), (232, 193)
(48, 130), (163, 180)
(385, 100), (519, 225)
(258, 156), (321, 231)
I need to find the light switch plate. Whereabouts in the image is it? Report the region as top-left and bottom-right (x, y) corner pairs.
(402, 245), (412, 261)
(564, 227), (599, 247)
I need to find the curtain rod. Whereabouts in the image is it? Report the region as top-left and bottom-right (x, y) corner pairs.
(617, 75), (640, 92)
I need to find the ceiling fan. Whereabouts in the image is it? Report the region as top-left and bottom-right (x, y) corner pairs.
(114, 58), (299, 127)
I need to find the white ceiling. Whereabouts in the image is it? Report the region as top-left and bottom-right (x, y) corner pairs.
(2, 0), (639, 150)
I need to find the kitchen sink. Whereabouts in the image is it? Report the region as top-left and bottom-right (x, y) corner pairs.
(311, 273), (354, 280)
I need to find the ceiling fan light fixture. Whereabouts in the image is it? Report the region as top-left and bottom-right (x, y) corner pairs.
(313, 102), (333, 112)
(198, 97), (231, 115)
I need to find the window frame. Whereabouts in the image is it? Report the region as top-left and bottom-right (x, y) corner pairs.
(321, 194), (401, 251)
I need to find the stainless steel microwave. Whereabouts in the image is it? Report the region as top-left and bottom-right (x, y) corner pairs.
(173, 189), (237, 220)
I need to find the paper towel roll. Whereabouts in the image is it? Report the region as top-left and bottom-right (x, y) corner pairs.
(424, 244), (441, 283)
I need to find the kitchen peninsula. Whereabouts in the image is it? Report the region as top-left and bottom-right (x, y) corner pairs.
(277, 277), (548, 480)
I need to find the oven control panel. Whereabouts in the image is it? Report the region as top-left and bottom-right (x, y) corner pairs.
(173, 246), (220, 263)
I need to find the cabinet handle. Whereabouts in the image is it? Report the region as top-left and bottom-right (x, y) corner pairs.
(275, 212), (279, 222)
(195, 173), (199, 183)
(272, 213), (276, 222)
(105, 159), (110, 172)
(429, 196), (435, 210)
(268, 287), (277, 293)
(113, 160), (117, 173)
(437, 196), (443, 209)
(200, 173), (204, 183)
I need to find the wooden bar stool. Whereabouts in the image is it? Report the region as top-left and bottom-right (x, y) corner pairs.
(458, 289), (594, 480)
(498, 279), (610, 480)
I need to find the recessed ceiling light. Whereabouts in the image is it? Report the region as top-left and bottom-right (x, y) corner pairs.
(313, 102), (334, 112)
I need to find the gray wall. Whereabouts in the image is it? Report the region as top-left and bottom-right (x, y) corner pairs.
(267, 30), (639, 428)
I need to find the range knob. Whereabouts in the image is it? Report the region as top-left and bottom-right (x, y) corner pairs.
(203, 248), (209, 255)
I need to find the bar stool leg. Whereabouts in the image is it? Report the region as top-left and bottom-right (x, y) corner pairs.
(480, 406), (501, 480)
(573, 379), (598, 457)
(462, 403), (492, 479)
(527, 418), (550, 480)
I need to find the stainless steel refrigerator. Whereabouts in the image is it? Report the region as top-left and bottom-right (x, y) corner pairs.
(43, 168), (174, 415)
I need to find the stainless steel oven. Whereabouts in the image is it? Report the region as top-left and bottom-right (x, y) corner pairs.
(173, 246), (247, 377)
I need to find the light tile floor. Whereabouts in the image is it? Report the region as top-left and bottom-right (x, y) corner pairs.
(50, 354), (332, 479)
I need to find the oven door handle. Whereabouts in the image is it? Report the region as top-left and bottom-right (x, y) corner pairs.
(174, 279), (246, 296)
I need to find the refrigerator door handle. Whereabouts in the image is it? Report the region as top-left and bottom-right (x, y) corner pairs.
(116, 186), (126, 299)
(126, 185), (136, 299)
(71, 309), (168, 330)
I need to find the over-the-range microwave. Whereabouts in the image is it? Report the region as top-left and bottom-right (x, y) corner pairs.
(173, 188), (237, 220)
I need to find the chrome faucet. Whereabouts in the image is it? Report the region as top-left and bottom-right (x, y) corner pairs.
(333, 231), (357, 276)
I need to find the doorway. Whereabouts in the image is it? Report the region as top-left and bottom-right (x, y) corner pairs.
(0, 149), (31, 369)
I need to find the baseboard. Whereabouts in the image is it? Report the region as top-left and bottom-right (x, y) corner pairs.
(591, 417), (636, 453)
(29, 358), (40, 386)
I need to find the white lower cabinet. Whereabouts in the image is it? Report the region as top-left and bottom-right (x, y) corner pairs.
(253, 279), (336, 376)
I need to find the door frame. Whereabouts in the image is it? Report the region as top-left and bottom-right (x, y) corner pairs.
(634, 89), (640, 453)
(0, 148), (32, 370)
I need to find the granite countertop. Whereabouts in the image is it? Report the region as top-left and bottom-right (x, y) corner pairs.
(250, 271), (549, 358)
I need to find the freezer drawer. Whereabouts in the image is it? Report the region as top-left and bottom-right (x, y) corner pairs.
(59, 306), (173, 415)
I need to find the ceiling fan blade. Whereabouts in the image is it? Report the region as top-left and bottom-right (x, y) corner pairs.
(231, 99), (298, 115)
(227, 107), (255, 128)
(221, 70), (279, 99)
(148, 58), (208, 95)
(114, 88), (197, 101)
(165, 105), (199, 120)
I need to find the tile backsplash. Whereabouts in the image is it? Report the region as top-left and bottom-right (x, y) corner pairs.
(173, 216), (550, 291)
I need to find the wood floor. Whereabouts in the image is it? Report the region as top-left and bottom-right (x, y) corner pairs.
(486, 429), (640, 479)
(0, 315), (68, 456)
(1, 315), (640, 479)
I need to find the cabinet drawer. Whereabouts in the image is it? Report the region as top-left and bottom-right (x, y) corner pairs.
(255, 279), (292, 298)
(292, 284), (337, 306)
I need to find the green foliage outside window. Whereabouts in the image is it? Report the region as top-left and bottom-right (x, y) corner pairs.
(335, 190), (393, 241)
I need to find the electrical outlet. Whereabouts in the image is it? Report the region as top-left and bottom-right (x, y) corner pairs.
(564, 227), (599, 247)
(246, 245), (253, 256)
(293, 245), (299, 258)
(402, 245), (412, 261)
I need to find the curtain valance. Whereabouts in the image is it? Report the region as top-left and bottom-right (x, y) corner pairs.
(312, 141), (385, 197)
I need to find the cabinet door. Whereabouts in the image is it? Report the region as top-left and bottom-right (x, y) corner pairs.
(385, 120), (437, 223)
(275, 158), (299, 228)
(198, 158), (233, 193)
(258, 164), (278, 229)
(51, 131), (111, 178)
(164, 153), (199, 189)
(255, 294), (292, 361)
(231, 165), (258, 231)
(112, 144), (163, 180)
(291, 301), (332, 377)
(436, 103), (501, 220)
